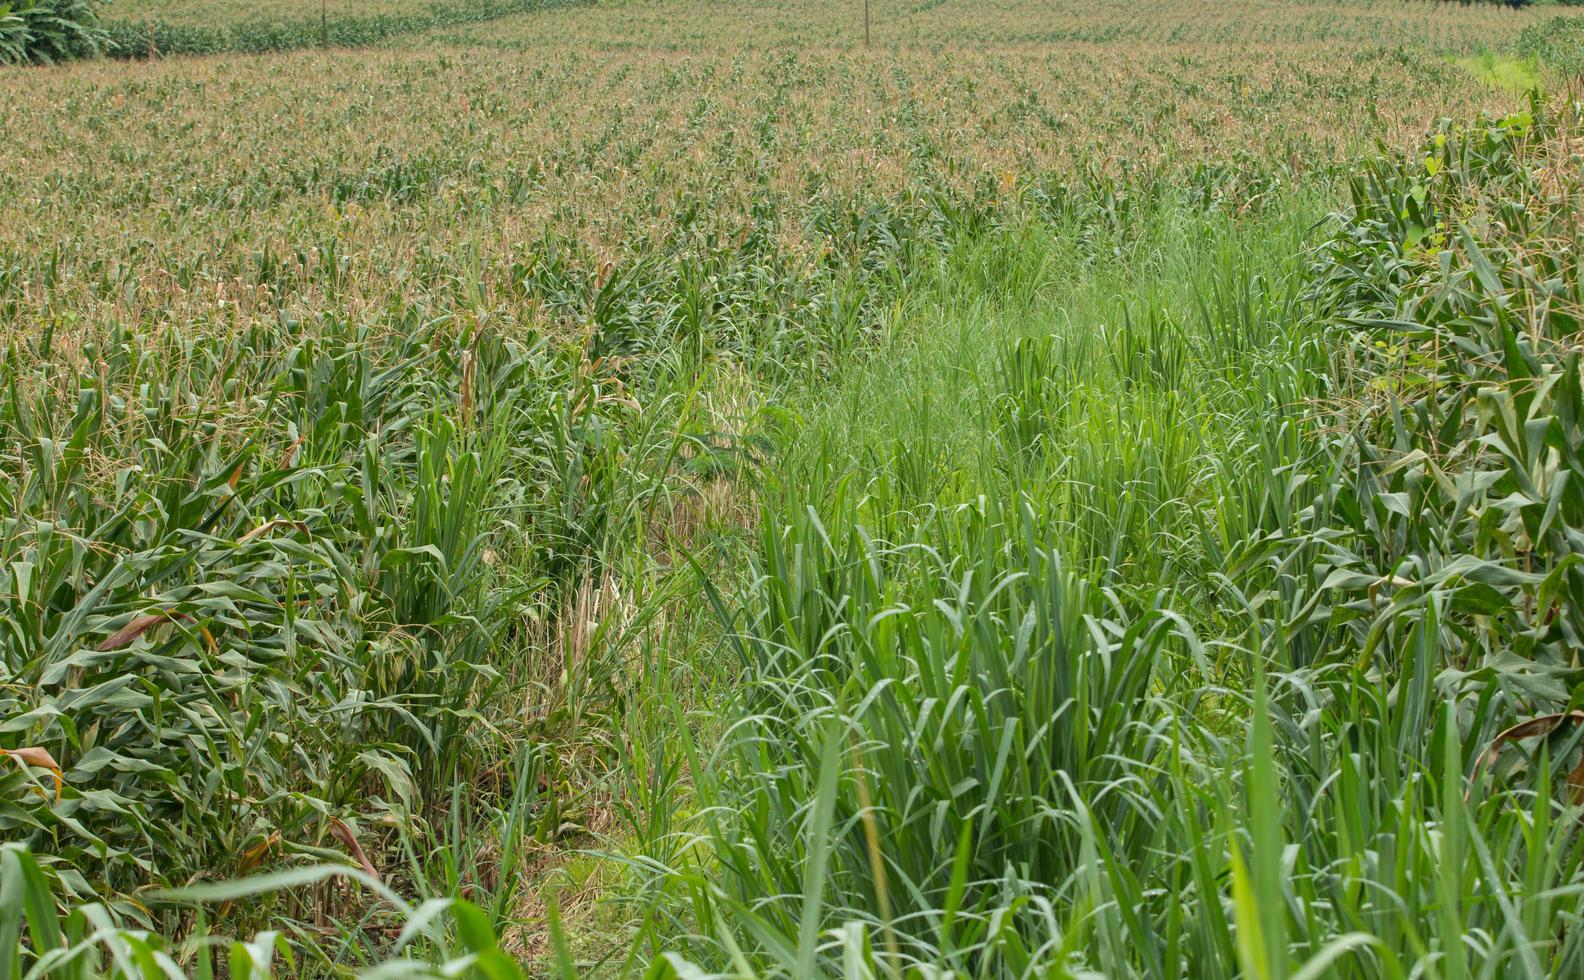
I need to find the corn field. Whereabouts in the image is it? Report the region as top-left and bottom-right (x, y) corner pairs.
(3, 1), (1584, 976)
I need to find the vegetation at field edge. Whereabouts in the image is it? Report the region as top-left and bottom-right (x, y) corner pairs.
(4, 0), (1584, 976)
(100, 0), (586, 59)
(0, 0), (109, 65)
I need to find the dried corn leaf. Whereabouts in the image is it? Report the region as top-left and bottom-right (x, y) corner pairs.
(3, 746), (64, 800)
(329, 818), (380, 882)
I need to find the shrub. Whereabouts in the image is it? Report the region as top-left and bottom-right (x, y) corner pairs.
(0, 0), (108, 64)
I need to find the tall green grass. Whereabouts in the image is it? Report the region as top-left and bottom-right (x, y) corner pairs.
(634, 98), (1584, 977)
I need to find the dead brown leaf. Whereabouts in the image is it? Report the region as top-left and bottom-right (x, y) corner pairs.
(3, 746), (64, 800)
(1471, 710), (1584, 801)
(329, 818), (380, 882)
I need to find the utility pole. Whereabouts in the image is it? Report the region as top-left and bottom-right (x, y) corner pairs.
(321, 0), (328, 47)
(864, 0), (870, 48)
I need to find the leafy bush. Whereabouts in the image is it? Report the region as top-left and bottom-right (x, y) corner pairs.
(0, 0), (108, 64)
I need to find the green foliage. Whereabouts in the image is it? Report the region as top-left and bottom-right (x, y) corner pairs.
(631, 99), (1584, 977)
(0, 0), (108, 64)
(0, 842), (539, 978)
(1303, 94), (1584, 709)
(1518, 15), (1584, 75)
(101, 0), (583, 58)
(4, 0), (1575, 973)
(0, 307), (662, 936)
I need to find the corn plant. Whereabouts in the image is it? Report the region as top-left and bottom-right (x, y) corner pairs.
(0, 843), (544, 979)
(4, 0), (1578, 972)
(0, 0), (107, 64)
